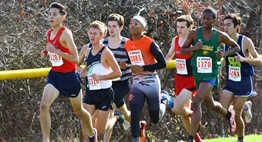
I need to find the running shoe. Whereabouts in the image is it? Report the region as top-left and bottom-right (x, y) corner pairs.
(243, 101), (252, 123)
(161, 90), (174, 109)
(139, 120), (147, 142)
(114, 110), (125, 123)
(88, 128), (97, 142)
(122, 119), (130, 131)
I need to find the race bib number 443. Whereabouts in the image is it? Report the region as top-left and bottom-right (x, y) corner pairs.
(197, 57), (212, 73)
(128, 50), (145, 66)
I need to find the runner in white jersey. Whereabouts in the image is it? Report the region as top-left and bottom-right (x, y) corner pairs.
(79, 20), (122, 142)
(77, 14), (132, 142)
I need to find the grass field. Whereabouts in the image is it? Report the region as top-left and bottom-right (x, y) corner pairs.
(203, 134), (262, 142)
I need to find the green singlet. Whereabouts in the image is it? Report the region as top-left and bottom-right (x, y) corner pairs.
(191, 26), (221, 89)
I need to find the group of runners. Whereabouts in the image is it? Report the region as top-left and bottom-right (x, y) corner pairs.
(39, 2), (261, 142)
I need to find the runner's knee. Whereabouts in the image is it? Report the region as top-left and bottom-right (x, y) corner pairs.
(172, 106), (180, 114)
(172, 102), (184, 113)
(149, 110), (159, 124)
(40, 101), (50, 111)
(97, 128), (107, 135)
(73, 108), (83, 116)
(130, 104), (142, 123)
(192, 98), (202, 109)
(234, 108), (242, 117)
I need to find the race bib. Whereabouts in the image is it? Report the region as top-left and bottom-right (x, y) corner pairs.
(88, 76), (101, 90)
(176, 59), (188, 75)
(49, 53), (63, 66)
(197, 57), (212, 73)
(128, 50), (145, 66)
(228, 66), (241, 81)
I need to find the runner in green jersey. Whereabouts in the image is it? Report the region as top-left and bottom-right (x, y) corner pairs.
(180, 8), (240, 142)
(191, 26), (221, 89)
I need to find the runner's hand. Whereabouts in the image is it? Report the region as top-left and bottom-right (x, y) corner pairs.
(46, 43), (60, 54)
(91, 73), (100, 81)
(119, 60), (127, 69)
(234, 54), (243, 62)
(193, 40), (203, 51)
(40, 49), (48, 58)
(215, 51), (223, 58)
(130, 65), (143, 74)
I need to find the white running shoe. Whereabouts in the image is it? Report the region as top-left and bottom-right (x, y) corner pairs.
(122, 119), (130, 131)
(243, 101), (252, 123)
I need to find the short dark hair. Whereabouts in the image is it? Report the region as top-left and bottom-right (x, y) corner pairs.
(107, 13), (125, 27)
(176, 15), (194, 28)
(89, 20), (107, 35)
(202, 7), (217, 19)
(50, 2), (67, 16)
(223, 14), (242, 33)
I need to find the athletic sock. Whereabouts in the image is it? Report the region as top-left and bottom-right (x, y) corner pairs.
(88, 129), (95, 138)
(188, 135), (194, 141)
(225, 110), (231, 120)
(195, 133), (202, 142)
(88, 134), (95, 138)
(238, 136), (244, 142)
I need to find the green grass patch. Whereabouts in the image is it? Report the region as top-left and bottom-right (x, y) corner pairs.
(203, 134), (262, 142)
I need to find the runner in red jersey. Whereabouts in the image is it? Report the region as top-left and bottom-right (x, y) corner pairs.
(39, 2), (96, 142)
(165, 15), (202, 142)
(46, 26), (76, 73)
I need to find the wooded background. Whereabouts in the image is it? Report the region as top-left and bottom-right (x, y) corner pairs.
(0, 0), (261, 141)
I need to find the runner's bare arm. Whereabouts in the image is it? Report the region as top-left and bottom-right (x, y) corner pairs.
(219, 32), (240, 57)
(77, 44), (89, 72)
(165, 37), (176, 63)
(238, 37), (262, 66)
(219, 58), (226, 76)
(100, 48), (122, 80)
(80, 66), (88, 78)
(40, 31), (50, 58)
(181, 30), (201, 55)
